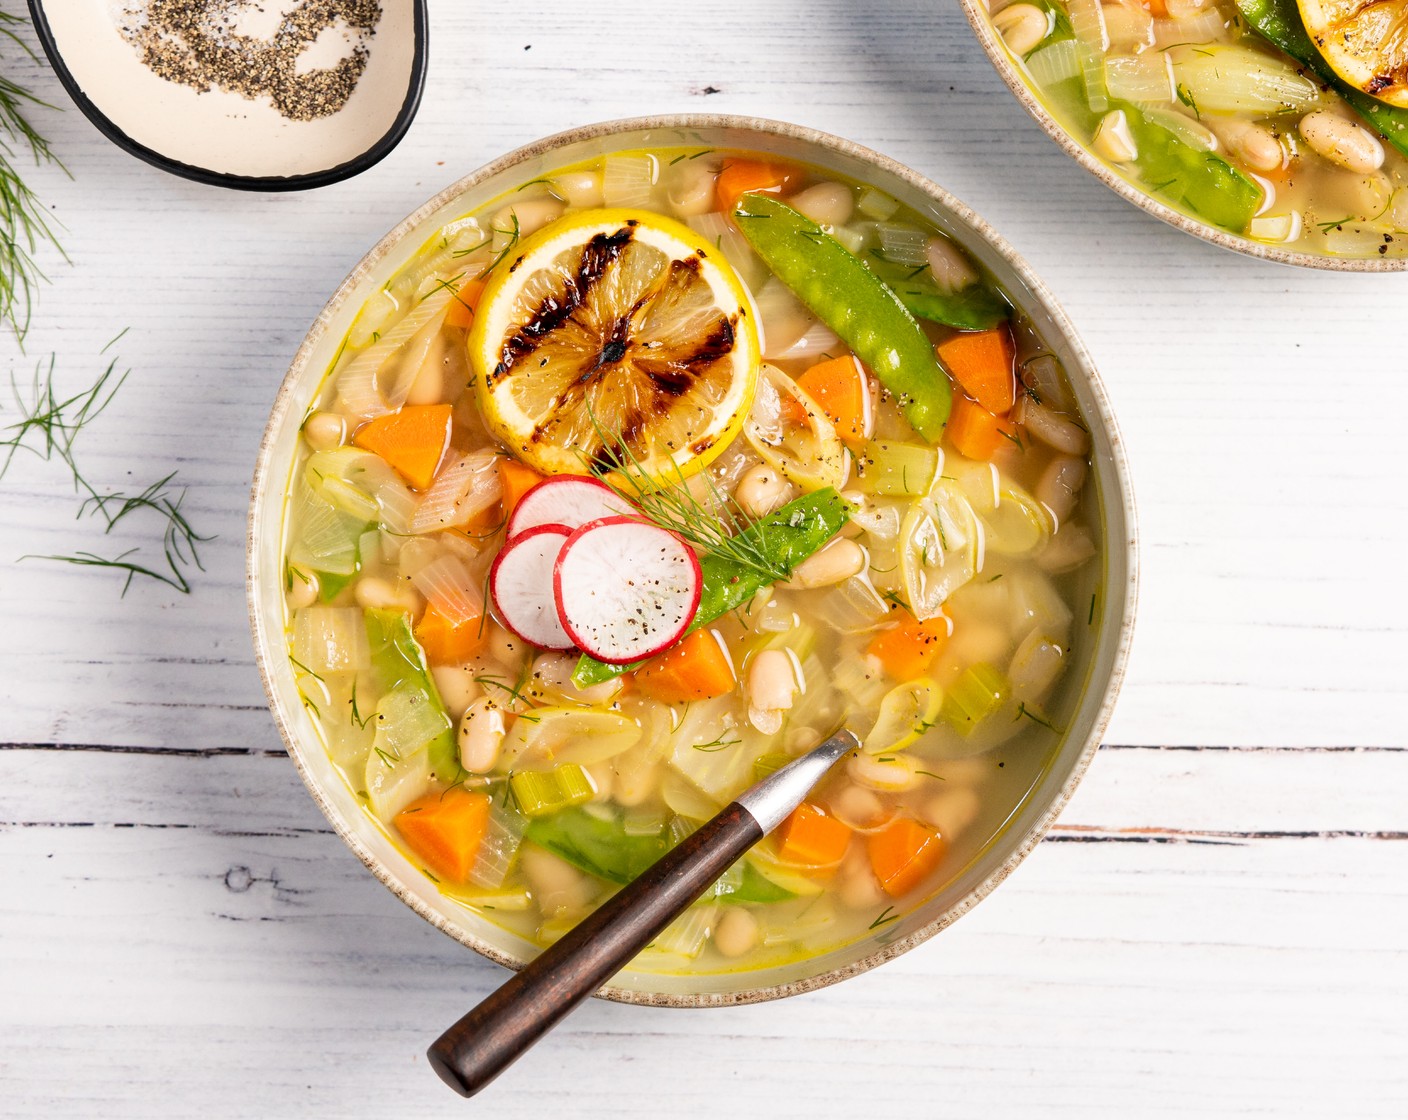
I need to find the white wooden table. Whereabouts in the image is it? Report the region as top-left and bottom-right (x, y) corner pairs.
(3, 3), (1405, 1116)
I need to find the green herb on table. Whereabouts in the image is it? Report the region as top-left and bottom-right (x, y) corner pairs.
(1, 349), (213, 594)
(0, 11), (68, 339)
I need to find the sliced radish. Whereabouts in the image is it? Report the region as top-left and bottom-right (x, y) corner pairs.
(553, 516), (702, 664)
(489, 523), (574, 650)
(506, 474), (634, 539)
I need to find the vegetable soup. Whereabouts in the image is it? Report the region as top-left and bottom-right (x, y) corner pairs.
(986, 0), (1408, 258)
(280, 146), (1104, 973)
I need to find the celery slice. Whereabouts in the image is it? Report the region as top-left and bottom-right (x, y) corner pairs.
(941, 663), (1010, 735)
(509, 764), (595, 818)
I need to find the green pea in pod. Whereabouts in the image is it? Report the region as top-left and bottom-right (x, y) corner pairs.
(733, 193), (952, 440)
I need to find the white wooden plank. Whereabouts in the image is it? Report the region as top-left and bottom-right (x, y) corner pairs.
(4, 743), (1406, 836)
(1, 827), (1402, 1117)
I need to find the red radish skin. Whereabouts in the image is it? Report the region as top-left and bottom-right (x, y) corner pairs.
(552, 516), (702, 664)
(505, 475), (634, 539)
(489, 523), (574, 650)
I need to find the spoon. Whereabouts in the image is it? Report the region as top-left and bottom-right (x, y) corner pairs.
(427, 728), (862, 1097)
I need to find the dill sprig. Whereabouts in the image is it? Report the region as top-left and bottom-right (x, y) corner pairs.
(579, 404), (790, 582)
(0, 13), (68, 339)
(1, 349), (213, 594)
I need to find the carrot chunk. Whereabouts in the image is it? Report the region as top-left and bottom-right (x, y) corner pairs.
(394, 788), (491, 883)
(498, 458), (546, 519)
(935, 326), (1016, 415)
(796, 354), (873, 445)
(776, 802), (853, 867)
(867, 610), (950, 681)
(944, 393), (1014, 462)
(352, 403), (453, 490)
(443, 278), (485, 329)
(634, 628), (737, 703)
(414, 602), (488, 665)
(717, 159), (799, 213)
(867, 817), (946, 897)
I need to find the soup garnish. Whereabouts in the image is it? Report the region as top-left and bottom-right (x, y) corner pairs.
(282, 147), (1102, 972)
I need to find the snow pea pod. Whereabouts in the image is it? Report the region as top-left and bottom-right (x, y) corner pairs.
(572, 488), (853, 687)
(1236, 0), (1408, 159)
(733, 194), (952, 441)
(526, 806), (794, 902)
(866, 257), (1011, 331)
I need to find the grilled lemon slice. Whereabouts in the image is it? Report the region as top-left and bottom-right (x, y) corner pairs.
(1299, 0), (1408, 106)
(470, 208), (760, 480)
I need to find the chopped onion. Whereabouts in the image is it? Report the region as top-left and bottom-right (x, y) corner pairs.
(1105, 53), (1175, 103)
(410, 450), (502, 534)
(1067, 0), (1110, 112)
(336, 287), (455, 420)
(684, 211), (766, 290)
(1153, 8), (1228, 48)
(1025, 38), (1080, 90)
(409, 553), (483, 625)
(651, 904), (717, 959)
(602, 152), (658, 207)
(774, 318), (842, 361)
(1169, 44), (1321, 114)
(468, 798), (528, 889)
(292, 606), (369, 674)
(374, 684), (452, 758)
(856, 187), (899, 220)
(874, 222), (931, 266)
(288, 481), (364, 576)
(1142, 106), (1219, 152)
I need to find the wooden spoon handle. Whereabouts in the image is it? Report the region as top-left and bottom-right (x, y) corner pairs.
(426, 802), (763, 1098)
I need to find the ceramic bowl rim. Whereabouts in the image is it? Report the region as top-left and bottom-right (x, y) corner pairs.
(247, 113), (1141, 1007)
(957, 0), (1407, 273)
(26, 0), (428, 192)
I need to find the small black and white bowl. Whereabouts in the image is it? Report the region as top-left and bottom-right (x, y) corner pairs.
(29, 0), (427, 191)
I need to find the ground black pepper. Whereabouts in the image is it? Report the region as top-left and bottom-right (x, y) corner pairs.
(120, 0), (382, 122)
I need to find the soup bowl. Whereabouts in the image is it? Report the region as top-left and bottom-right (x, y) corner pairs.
(247, 115), (1138, 1005)
(960, 0), (1408, 272)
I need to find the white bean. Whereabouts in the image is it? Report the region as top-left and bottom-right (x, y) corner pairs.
(926, 235), (979, 294)
(285, 567), (319, 610)
(788, 182), (855, 227)
(492, 198), (566, 248)
(734, 464), (794, 519)
(1008, 629), (1067, 703)
(486, 623), (529, 675)
(1037, 522), (1097, 574)
(432, 665), (481, 721)
(302, 410), (347, 451)
(747, 649), (799, 733)
(354, 575), (422, 615)
(1036, 455), (1087, 526)
(1015, 396), (1090, 456)
(665, 158), (719, 217)
(1211, 119), (1285, 173)
(1299, 110), (1384, 174)
(713, 907), (761, 958)
(787, 537), (866, 589)
(837, 846), (886, 909)
(827, 784), (889, 831)
(584, 760), (615, 803)
(993, 2), (1050, 55)
(920, 786), (981, 841)
(521, 843), (593, 919)
(847, 750), (919, 792)
(1093, 110), (1139, 164)
(457, 697), (506, 773)
(553, 170), (604, 210)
